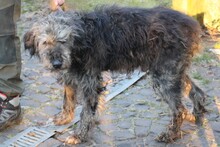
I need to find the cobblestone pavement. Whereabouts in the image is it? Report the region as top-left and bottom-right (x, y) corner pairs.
(0, 8), (220, 147)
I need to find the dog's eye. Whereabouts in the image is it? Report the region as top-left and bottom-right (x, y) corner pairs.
(59, 41), (65, 44)
(42, 41), (47, 45)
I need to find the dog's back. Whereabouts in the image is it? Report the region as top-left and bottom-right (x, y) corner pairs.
(76, 5), (201, 72)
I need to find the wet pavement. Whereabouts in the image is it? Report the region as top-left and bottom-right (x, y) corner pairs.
(0, 4), (220, 147)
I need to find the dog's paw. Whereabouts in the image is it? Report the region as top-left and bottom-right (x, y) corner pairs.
(195, 115), (205, 126)
(182, 111), (196, 123)
(53, 111), (73, 125)
(65, 135), (81, 145)
(155, 131), (181, 143)
(194, 109), (207, 126)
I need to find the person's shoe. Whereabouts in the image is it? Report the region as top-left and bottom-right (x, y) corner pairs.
(0, 93), (21, 131)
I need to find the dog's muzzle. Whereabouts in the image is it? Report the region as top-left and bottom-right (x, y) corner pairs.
(52, 60), (62, 69)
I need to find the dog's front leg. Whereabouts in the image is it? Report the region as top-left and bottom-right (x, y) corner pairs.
(65, 74), (101, 144)
(53, 85), (76, 125)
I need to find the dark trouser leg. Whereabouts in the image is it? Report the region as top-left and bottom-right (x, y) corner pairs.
(0, 0), (23, 97)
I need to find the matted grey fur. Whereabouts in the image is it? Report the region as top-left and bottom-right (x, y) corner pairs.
(24, 5), (207, 144)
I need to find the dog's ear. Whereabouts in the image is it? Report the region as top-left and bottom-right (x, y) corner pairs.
(23, 30), (37, 56)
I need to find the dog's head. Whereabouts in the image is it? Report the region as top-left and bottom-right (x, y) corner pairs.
(24, 11), (81, 71)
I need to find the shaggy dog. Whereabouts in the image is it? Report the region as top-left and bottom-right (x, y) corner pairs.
(24, 5), (207, 144)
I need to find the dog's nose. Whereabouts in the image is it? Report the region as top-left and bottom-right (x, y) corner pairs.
(52, 60), (62, 69)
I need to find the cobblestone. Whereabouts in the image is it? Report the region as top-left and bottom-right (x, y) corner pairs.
(110, 130), (135, 141)
(39, 138), (62, 147)
(20, 98), (41, 107)
(117, 121), (132, 129)
(134, 126), (150, 137)
(32, 93), (51, 103)
(42, 105), (60, 116)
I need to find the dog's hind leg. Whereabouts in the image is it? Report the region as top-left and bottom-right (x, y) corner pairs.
(183, 75), (207, 125)
(65, 74), (102, 144)
(53, 85), (76, 125)
(151, 70), (187, 143)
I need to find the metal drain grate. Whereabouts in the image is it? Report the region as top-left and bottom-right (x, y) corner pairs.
(2, 127), (54, 147)
(1, 109), (80, 147)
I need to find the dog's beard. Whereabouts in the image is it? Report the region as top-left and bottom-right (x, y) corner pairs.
(51, 69), (68, 84)
(42, 62), (67, 84)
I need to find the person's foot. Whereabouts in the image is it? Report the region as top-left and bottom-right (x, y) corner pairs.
(0, 92), (21, 130)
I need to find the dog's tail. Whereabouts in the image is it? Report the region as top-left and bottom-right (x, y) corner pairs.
(189, 21), (202, 57)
